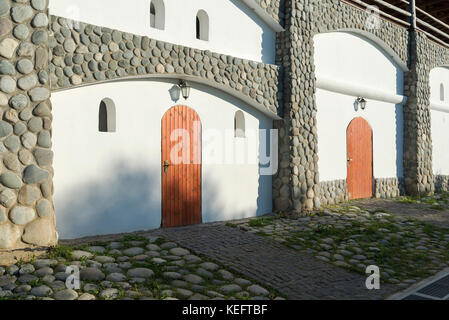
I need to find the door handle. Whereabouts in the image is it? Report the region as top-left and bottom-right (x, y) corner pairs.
(163, 160), (170, 173)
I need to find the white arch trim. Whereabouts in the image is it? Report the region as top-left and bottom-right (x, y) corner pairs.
(316, 75), (407, 105)
(431, 100), (449, 113)
(330, 29), (409, 72)
(52, 74), (281, 120)
(240, 0), (284, 32)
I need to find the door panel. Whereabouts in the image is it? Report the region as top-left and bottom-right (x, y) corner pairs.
(161, 105), (202, 227)
(347, 117), (373, 200)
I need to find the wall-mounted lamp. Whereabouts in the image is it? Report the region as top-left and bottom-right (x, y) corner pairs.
(178, 80), (191, 100)
(356, 97), (367, 110)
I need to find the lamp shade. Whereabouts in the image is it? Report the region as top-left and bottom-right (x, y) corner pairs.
(179, 80), (191, 100)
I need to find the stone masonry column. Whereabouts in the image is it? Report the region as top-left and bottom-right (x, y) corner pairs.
(0, 0), (57, 250)
(403, 31), (434, 196)
(273, 0), (320, 212)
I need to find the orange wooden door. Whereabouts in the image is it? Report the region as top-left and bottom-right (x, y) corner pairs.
(161, 106), (202, 227)
(347, 117), (373, 200)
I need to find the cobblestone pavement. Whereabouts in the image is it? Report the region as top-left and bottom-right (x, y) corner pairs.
(353, 197), (449, 228)
(151, 223), (395, 300)
(1, 234), (281, 300)
(230, 202), (449, 294)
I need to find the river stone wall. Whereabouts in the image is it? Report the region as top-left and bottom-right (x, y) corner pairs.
(273, 0), (410, 212)
(435, 175), (449, 193)
(0, 0), (57, 250)
(48, 15), (281, 116)
(374, 178), (405, 199)
(318, 180), (347, 206)
(254, 0), (284, 24)
(403, 33), (449, 196)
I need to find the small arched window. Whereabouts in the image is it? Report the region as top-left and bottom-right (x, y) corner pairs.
(234, 111), (245, 138)
(196, 10), (209, 41)
(441, 83), (445, 102)
(150, 0), (165, 30)
(99, 98), (116, 133)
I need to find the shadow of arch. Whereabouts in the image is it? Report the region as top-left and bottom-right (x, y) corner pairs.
(52, 73), (281, 121)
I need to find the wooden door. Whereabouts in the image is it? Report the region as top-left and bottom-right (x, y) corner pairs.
(347, 117), (373, 200)
(161, 106), (202, 227)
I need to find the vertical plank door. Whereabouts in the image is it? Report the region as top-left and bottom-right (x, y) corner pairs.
(347, 117), (373, 200)
(161, 106), (202, 227)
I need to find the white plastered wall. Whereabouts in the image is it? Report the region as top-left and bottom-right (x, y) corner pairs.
(430, 67), (449, 175)
(314, 32), (404, 182)
(49, 0), (276, 64)
(51, 80), (273, 238)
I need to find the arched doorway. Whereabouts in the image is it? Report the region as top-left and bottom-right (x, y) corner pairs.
(347, 117), (373, 200)
(161, 105), (202, 227)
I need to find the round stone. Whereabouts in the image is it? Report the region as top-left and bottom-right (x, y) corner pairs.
(9, 94), (28, 110)
(122, 247), (144, 256)
(36, 199), (52, 217)
(10, 206), (36, 225)
(0, 38), (19, 59)
(0, 189), (16, 208)
(23, 164), (50, 184)
(4, 136), (20, 152)
(31, 0), (47, 11)
(0, 76), (16, 94)
(199, 262), (219, 271)
(27, 117), (43, 133)
(18, 74), (38, 90)
(30, 285), (52, 297)
(219, 284), (241, 294)
(0, 120), (12, 138)
(32, 13), (48, 28)
(0, 76), (16, 93)
(31, 30), (48, 45)
(71, 250), (93, 260)
(22, 218), (56, 246)
(0, 0), (10, 16)
(20, 108), (32, 121)
(17, 42), (34, 57)
(29, 87), (50, 102)
(21, 132), (37, 149)
(4, 153), (20, 172)
(183, 274), (203, 284)
(247, 284), (270, 296)
(13, 24), (29, 40)
(127, 268), (154, 278)
(53, 289), (78, 300)
(18, 185), (41, 206)
(106, 273), (127, 282)
(11, 5), (34, 23)
(0, 18), (12, 37)
(0, 92), (7, 105)
(34, 148), (54, 166)
(17, 59), (34, 74)
(33, 102), (51, 117)
(0, 223), (21, 249)
(19, 149), (33, 165)
(80, 267), (105, 281)
(0, 172), (22, 189)
(169, 247), (190, 256)
(0, 60), (16, 75)
(99, 288), (118, 299)
(64, 39), (76, 53)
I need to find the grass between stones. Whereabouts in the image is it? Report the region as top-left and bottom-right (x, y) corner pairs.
(395, 192), (449, 211)
(1, 233), (284, 300)
(230, 202), (449, 288)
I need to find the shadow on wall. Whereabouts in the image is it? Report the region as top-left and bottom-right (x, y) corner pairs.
(56, 161), (161, 239)
(395, 104), (404, 178)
